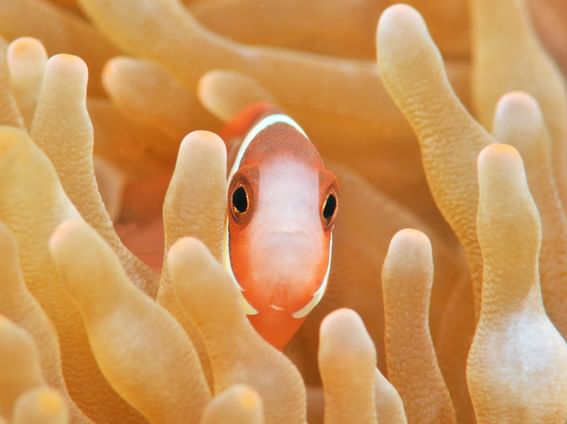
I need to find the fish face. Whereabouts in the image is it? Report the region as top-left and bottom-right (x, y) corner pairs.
(225, 113), (339, 348)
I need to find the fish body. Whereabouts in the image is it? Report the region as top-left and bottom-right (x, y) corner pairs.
(223, 103), (339, 349)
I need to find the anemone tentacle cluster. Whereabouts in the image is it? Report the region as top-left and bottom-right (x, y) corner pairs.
(0, 0), (566, 423)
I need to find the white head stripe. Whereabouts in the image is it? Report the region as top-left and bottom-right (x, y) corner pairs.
(227, 113), (308, 183)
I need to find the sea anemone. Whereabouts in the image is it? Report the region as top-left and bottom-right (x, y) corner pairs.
(0, 0), (566, 423)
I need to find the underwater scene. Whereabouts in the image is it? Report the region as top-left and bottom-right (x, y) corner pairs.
(0, 0), (566, 423)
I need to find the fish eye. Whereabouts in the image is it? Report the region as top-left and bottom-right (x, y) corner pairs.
(232, 185), (249, 215)
(322, 192), (338, 227)
(228, 168), (257, 226)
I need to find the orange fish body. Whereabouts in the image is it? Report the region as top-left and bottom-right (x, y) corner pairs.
(223, 103), (339, 350)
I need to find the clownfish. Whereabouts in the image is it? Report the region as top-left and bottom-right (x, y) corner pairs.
(220, 103), (340, 350)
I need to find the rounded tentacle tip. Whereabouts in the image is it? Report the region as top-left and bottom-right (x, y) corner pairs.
(389, 228), (431, 252)
(231, 385), (262, 411)
(197, 71), (223, 114)
(385, 228), (432, 275)
(13, 388), (69, 423)
(48, 218), (87, 259)
(203, 385), (263, 423)
(494, 91), (543, 127)
(7, 37), (47, 60)
(100, 56), (133, 87)
(477, 143), (523, 179)
(179, 130), (227, 158)
(197, 70), (222, 97)
(167, 236), (209, 273)
(45, 53), (88, 81)
(319, 308), (375, 361)
(101, 59), (118, 88)
(377, 4), (429, 50)
(48, 219), (99, 300)
(37, 389), (65, 416)
(377, 3), (442, 88)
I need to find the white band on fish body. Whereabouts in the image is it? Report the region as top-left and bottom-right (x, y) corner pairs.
(227, 113), (308, 182)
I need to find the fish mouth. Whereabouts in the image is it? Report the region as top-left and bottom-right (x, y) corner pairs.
(238, 249), (331, 318)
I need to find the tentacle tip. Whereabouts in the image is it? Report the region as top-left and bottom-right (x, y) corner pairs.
(181, 129), (224, 146)
(477, 144), (528, 196)
(168, 235), (204, 256)
(37, 390), (64, 415)
(197, 69), (236, 94)
(48, 218), (87, 258)
(321, 308), (362, 329)
(47, 53), (88, 77)
(320, 308), (375, 360)
(101, 61), (118, 89)
(179, 130), (227, 160)
(7, 37), (46, 58)
(233, 385), (261, 410)
(197, 70), (218, 93)
(494, 91), (543, 125)
(377, 4), (428, 47)
(100, 56), (136, 90)
(390, 228), (430, 248)
(167, 236), (209, 274)
(478, 143), (522, 169)
(197, 71), (220, 109)
(386, 228), (432, 269)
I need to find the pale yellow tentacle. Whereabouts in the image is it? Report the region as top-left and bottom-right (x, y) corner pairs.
(200, 385), (264, 424)
(76, 0), (470, 157)
(169, 237), (307, 424)
(382, 229), (456, 424)
(12, 388), (69, 424)
(198, 70), (276, 122)
(102, 57), (219, 142)
(0, 0), (120, 95)
(30, 53), (158, 295)
(374, 369), (407, 424)
(6, 37), (47, 128)
(492, 92), (567, 337)
(0, 127), (142, 423)
(0, 223), (89, 423)
(49, 219), (211, 423)
(157, 130), (227, 388)
(377, 4), (491, 309)
(0, 316), (45, 419)
(0, 37), (24, 128)
(377, 5), (485, 419)
(318, 308), (377, 424)
(189, 0), (469, 61)
(467, 144), (567, 423)
(470, 0), (567, 206)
